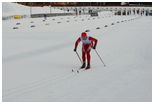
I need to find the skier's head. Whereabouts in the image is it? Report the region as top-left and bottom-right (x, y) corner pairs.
(81, 32), (87, 40)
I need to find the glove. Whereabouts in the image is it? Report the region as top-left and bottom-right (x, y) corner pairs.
(92, 45), (96, 49)
(74, 48), (77, 52)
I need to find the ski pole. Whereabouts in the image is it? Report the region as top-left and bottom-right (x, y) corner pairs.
(94, 49), (106, 67)
(75, 51), (82, 64)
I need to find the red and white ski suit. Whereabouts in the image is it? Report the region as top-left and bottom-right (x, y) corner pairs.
(74, 36), (98, 65)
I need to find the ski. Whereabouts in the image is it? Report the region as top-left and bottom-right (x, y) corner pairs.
(72, 68), (89, 73)
(72, 68), (82, 73)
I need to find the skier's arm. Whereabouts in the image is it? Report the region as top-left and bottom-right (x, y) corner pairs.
(89, 36), (98, 49)
(74, 37), (81, 51)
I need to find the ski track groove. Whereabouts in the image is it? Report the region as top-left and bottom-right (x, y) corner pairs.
(3, 70), (76, 99)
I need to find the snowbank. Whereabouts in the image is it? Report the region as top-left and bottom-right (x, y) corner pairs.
(2, 2), (30, 16)
(2, 2), (67, 17)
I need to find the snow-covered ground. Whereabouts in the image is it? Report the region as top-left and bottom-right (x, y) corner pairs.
(3, 2), (152, 18)
(2, 2), (67, 17)
(2, 2), (30, 16)
(2, 3), (152, 102)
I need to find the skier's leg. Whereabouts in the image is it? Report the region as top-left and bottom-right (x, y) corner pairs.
(81, 48), (86, 68)
(82, 49), (86, 63)
(86, 50), (91, 69)
(87, 50), (91, 65)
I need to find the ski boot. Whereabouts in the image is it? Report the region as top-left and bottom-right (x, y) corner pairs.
(80, 62), (86, 69)
(85, 64), (90, 70)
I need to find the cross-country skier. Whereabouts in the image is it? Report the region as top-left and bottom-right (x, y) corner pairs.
(74, 32), (98, 69)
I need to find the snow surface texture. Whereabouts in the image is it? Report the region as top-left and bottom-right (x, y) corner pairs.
(2, 4), (152, 102)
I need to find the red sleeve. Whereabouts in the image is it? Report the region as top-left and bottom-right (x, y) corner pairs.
(75, 37), (81, 49)
(89, 36), (98, 46)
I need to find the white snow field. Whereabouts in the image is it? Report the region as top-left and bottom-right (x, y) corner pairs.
(2, 2), (66, 17)
(2, 2), (30, 16)
(2, 4), (152, 102)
